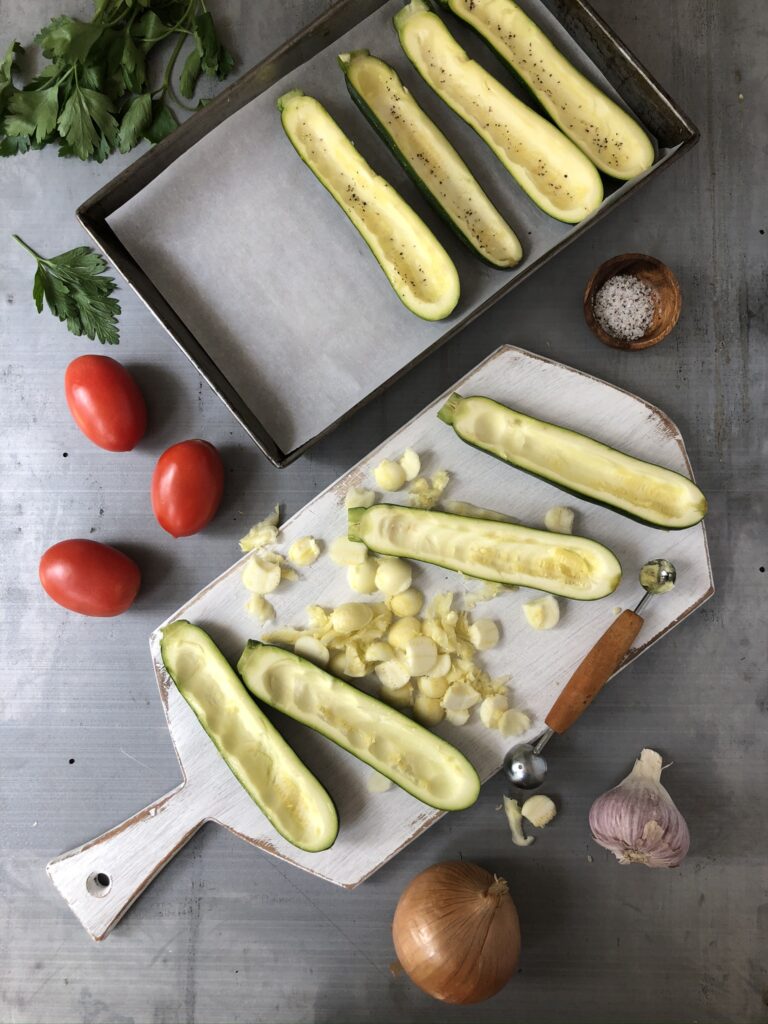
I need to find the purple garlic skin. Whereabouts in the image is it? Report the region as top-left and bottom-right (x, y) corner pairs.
(589, 748), (690, 868)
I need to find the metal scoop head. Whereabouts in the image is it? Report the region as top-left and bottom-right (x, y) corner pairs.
(503, 558), (678, 789)
(639, 557), (676, 594)
(503, 729), (553, 790)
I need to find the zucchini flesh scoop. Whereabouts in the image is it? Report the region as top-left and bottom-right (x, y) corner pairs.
(348, 504), (621, 600)
(394, 1), (603, 223)
(161, 621), (338, 852)
(438, 393), (707, 529)
(278, 89), (460, 321)
(237, 642), (480, 812)
(339, 50), (522, 268)
(438, 0), (655, 180)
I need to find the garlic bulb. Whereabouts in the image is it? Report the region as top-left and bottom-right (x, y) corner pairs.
(589, 748), (690, 868)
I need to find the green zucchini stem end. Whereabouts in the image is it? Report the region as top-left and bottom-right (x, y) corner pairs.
(437, 391), (463, 425)
(347, 506), (366, 540)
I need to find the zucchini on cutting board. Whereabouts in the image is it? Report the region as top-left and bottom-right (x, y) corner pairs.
(349, 503), (622, 599)
(394, 0), (603, 223)
(277, 89), (459, 321)
(436, 0), (655, 180)
(438, 393), (708, 529)
(238, 642), (480, 811)
(338, 50), (522, 268)
(161, 621), (338, 852)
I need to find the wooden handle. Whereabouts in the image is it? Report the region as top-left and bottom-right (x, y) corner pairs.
(545, 610), (644, 734)
(46, 780), (205, 941)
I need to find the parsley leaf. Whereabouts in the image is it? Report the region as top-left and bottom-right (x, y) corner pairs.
(194, 13), (234, 81)
(57, 82), (118, 160)
(0, 40), (23, 116)
(35, 17), (103, 64)
(6, 87), (59, 144)
(117, 91), (152, 152)
(179, 48), (202, 100)
(13, 235), (121, 345)
(0, 134), (30, 156)
(144, 100), (177, 143)
(0, 1), (235, 161)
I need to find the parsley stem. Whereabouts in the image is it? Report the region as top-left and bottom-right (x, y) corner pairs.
(162, 32), (187, 93)
(12, 234), (45, 264)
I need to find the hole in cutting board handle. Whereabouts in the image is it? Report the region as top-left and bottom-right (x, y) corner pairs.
(86, 871), (112, 897)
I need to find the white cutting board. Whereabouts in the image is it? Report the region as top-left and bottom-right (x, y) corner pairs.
(150, 345), (714, 887)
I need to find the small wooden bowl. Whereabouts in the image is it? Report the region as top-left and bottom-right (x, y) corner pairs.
(583, 253), (681, 351)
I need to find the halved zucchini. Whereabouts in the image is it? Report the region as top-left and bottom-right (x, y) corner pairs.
(338, 50), (522, 268)
(437, 0), (655, 180)
(237, 642), (480, 811)
(438, 393), (707, 529)
(278, 89), (459, 320)
(160, 621), (338, 852)
(348, 504), (621, 599)
(394, 1), (603, 223)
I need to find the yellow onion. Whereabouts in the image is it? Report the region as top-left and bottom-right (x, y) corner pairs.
(392, 861), (520, 1004)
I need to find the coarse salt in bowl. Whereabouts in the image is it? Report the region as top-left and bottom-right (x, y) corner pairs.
(583, 254), (682, 350)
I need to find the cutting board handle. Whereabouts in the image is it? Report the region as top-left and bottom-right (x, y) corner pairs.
(545, 609), (644, 734)
(47, 779), (205, 940)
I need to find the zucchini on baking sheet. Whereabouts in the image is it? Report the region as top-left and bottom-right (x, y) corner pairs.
(394, 0), (603, 223)
(339, 50), (522, 268)
(438, 393), (707, 529)
(437, 0), (655, 180)
(278, 89), (460, 321)
(237, 642), (480, 811)
(348, 503), (622, 600)
(161, 621), (339, 852)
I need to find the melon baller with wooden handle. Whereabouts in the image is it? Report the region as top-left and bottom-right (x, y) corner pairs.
(504, 558), (676, 789)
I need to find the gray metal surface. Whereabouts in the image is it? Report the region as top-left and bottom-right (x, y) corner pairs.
(0, 1), (765, 1022)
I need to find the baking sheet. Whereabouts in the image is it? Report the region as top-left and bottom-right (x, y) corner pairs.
(108, 0), (675, 454)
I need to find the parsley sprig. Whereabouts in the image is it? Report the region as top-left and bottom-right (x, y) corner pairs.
(14, 234), (121, 344)
(0, 0), (234, 161)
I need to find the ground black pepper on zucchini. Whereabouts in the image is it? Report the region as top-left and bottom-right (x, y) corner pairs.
(435, 0), (655, 180)
(394, 0), (603, 223)
(339, 50), (522, 268)
(278, 88), (460, 321)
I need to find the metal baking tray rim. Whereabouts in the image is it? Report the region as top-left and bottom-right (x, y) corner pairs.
(77, 0), (699, 468)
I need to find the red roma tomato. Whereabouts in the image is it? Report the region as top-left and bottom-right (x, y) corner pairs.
(65, 355), (147, 452)
(151, 439), (224, 538)
(39, 539), (141, 617)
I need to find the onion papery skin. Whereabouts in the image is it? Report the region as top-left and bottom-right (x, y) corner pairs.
(392, 861), (521, 1004)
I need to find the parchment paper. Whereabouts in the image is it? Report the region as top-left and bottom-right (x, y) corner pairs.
(108, 0), (672, 454)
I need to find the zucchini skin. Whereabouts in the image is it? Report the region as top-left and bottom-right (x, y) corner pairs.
(277, 89), (459, 322)
(348, 503), (622, 600)
(161, 621), (339, 853)
(238, 641), (481, 812)
(438, 393), (707, 530)
(339, 52), (519, 269)
(394, 1), (603, 224)
(433, 0), (654, 181)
